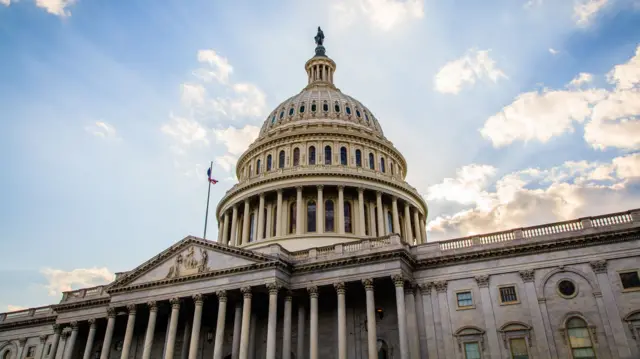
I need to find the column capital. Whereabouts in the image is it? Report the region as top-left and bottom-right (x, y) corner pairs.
(18, 337), (27, 347)
(337, 185), (344, 191)
(60, 331), (70, 340)
(307, 286), (319, 298)
(376, 190), (382, 197)
(404, 283), (416, 295)
(70, 321), (79, 330)
(241, 287), (253, 299)
(193, 293), (204, 305)
(475, 275), (490, 287)
(391, 196), (398, 203)
(333, 282), (346, 295)
(277, 188), (284, 194)
(147, 301), (158, 311)
(419, 282), (433, 295)
(284, 290), (293, 302)
(169, 297), (181, 309)
(391, 275), (405, 287)
(126, 304), (137, 314)
(316, 185), (324, 191)
(259, 193), (265, 199)
(295, 186), (303, 191)
(106, 307), (116, 318)
(216, 290), (228, 302)
(519, 269), (536, 282)
(590, 260), (608, 274)
(88, 318), (96, 327)
(434, 280), (448, 293)
(357, 187), (364, 194)
(362, 278), (374, 291)
(52, 323), (61, 334)
(266, 282), (282, 295)
(39, 335), (47, 343)
(244, 198), (250, 205)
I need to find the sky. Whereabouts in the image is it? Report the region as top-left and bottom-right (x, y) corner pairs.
(0, 0), (639, 312)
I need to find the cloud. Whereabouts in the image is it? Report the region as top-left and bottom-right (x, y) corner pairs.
(567, 72), (594, 88)
(426, 164), (496, 209)
(481, 45), (640, 150)
(41, 267), (115, 297)
(426, 153), (640, 240)
(210, 83), (267, 119)
(180, 83), (207, 108)
(35, 0), (78, 17)
(549, 48), (560, 55)
(161, 115), (209, 147)
(331, 0), (424, 31)
(85, 121), (120, 140)
(213, 125), (260, 156)
(574, 0), (609, 26)
(1, 0), (10, 6)
(7, 305), (27, 312)
(434, 49), (507, 94)
(194, 50), (233, 84)
(215, 154), (238, 173)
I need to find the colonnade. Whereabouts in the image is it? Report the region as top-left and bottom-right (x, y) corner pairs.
(217, 185), (427, 246)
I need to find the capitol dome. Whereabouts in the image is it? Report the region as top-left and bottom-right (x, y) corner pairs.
(216, 29), (428, 251)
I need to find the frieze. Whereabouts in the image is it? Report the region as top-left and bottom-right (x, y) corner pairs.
(166, 246), (210, 279)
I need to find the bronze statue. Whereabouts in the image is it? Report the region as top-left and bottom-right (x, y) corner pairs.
(314, 26), (324, 46)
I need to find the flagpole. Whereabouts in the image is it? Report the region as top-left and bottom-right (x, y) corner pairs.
(203, 161), (213, 239)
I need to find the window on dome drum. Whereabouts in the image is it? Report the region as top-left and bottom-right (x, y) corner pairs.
(390, 161), (394, 175)
(311, 103), (317, 112)
(365, 113), (370, 122)
(256, 160), (261, 174)
(325, 146), (332, 165)
(266, 155), (272, 171)
(387, 211), (393, 234)
(620, 270), (640, 290)
(456, 291), (474, 309)
(356, 109), (361, 118)
(325, 200), (335, 232)
(289, 203), (296, 234)
(271, 115), (276, 124)
(293, 148), (300, 166)
(280, 111), (284, 119)
(369, 153), (375, 170)
(335, 103), (341, 113)
(309, 146), (316, 165)
(346, 106), (351, 115)
(249, 213), (255, 242)
(356, 150), (362, 167)
(307, 201), (317, 232)
(340, 147), (347, 165)
(464, 342), (481, 359)
(279, 150), (285, 168)
(380, 158), (386, 173)
(344, 201), (352, 233)
(509, 338), (529, 359)
(299, 105), (305, 113)
(289, 108), (294, 116)
(323, 103), (329, 112)
(566, 317), (596, 359)
(499, 285), (519, 304)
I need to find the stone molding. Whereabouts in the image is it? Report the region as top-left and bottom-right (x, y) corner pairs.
(434, 281), (448, 293)
(475, 275), (490, 288)
(590, 260), (607, 274)
(519, 270), (535, 282)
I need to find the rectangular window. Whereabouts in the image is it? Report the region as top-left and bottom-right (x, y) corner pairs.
(509, 338), (529, 359)
(464, 342), (481, 359)
(457, 291), (473, 308)
(620, 270), (640, 290)
(499, 286), (519, 304)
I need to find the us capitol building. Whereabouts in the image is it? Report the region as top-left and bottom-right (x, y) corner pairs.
(2, 29), (640, 359)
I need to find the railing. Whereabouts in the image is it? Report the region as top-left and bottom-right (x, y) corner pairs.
(437, 209), (639, 251)
(288, 234), (402, 261)
(60, 285), (106, 302)
(0, 306), (53, 323)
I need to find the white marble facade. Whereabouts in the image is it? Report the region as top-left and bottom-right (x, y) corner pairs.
(2, 33), (640, 359)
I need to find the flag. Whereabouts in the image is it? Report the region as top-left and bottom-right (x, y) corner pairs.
(207, 167), (218, 184)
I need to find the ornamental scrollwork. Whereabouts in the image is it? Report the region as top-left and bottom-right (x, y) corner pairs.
(590, 260), (607, 274)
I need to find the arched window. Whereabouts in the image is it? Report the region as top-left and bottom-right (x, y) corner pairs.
(289, 203), (296, 234)
(340, 147), (347, 165)
(279, 150), (285, 169)
(256, 159), (261, 174)
(390, 160), (394, 175)
(293, 148), (300, 166)
(369, 153), (375, 170)
(3, 349), (12, 359)
(325, 200), (335, 232)
(307, 201), (317, 232)
(566, 317), (596, 359)
(380, 157), (386, 173)
(309, 146), (316, 165)
(324, 146), (332, 165)
(356, 150), (362, 167)
(248, 165), (252, 177)
(346, 106), (351, 115)
(299, 104), (305, 113)
(311, 103), (317, 112)
(387, 211), (393, 234)
(344, 201), (352, 233)
(266, 155), (272, 171)
(249, 213), (255, 242)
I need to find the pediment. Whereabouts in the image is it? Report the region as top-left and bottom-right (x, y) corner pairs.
(111, 237), (273, 288)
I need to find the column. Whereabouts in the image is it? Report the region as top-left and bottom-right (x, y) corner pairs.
(164, 298), (181, 359)
(249, 314), (257, 359)
(316, 186), (324, 233)
(337, 186), (345, 234)
(435, 281), (455, 357)
(334, 283), (347, 359)
(392, 275), (409, 359)
(418, 283), (439, 359)
(238, 287), (253, 359)
(282, 292), (293, 359)
(404, 204), (413, 243)
(475, 276), (502, 358)
(419, 217), (427, 243)
(213, 291), (228, 359)
(362, 279), (378, 359)
(412, 210), (422, 244)
(404, 286), (420, 359)
(297, 304), (306, 359)
(357, 188), (366, 236)
(308, 286), (319, 359)
(256, 194), (265, 241)
(266, 203), (273, 239)
(296, 186), (304, 235)
(188, 295), (204, 359)
(100, 308), (116, 359)
(276, 190), (283, 237)
(49, 325), (62, 359)
(518, 270), (553, 359)
(120, 305), (137, 359)
(591, 260), (632, 358)
(63, 322), (79, 359)
(38, 335), (47, 359)
(232, 302), (242, 359)
(81, 320), (97, 359)
(141, 301), (158, 359)
(221, 212), (230, 245)
(57, 333), (68, 359)
(230, 205), (239, 245)
(368, 201), (376, 236)
(376, 192), (385, 236)
(391, 198), (401, 235)
(266, 283), (280, 359)
(241, 199), (251, 245)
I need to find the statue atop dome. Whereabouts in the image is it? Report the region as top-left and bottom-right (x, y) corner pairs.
(314, 26), (326, 57)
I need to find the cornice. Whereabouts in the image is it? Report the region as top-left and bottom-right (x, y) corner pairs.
(0, 316), (56, 331)
(293, 248), (415, 273)
(53, 298), (110, 313)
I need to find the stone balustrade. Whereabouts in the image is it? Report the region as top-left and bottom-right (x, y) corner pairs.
(0, 306), (54, 323)
(60, 285), (108, 303)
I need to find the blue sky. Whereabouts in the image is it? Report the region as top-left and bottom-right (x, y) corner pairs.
(0, 0), (639, 311)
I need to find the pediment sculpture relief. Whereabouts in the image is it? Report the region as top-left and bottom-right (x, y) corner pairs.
(166, 246), (209, 279)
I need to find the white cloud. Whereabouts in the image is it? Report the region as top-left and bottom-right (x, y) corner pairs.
(7, 305), (26, 312)
(574, 0), (609, 26)
(85, 121), (120, 140)
(607, 46), (640, 90)
(434, 49), (507, 94)
(194, 50), (233, 84)
(41, 267), (115, 297)
(1, 0), (10, 6)
(568, 72), (593, 88)
(215, 154), (238, 173)
(180, 83), (207, 108)
(210, 83), (268, 119)
(549, 48), (560, 55)
(426, 153), (640, 240)
(161, 115), (209, 147)
(213, 125), (260, 156)
(35, 0), (77, 17)
(426, 164), (496, 209)
(331, 0), (424, 31)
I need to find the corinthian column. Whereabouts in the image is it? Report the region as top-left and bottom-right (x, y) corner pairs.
(266, 203), (273, 239)
(362, 279), (378, 359)
(266, 283), (280, 359)
(357, 188), (366, 236)
(213, 291), (228, 359)
(297, 304), (305, 359)
(282, 292), (293, 359)
(257, 194), (266, 241)
(49, 325), (62, 359)
(276, 189), (283, 237)
(221, 212), (230, 245)
(238, 287), (253, 359)
(334, 283), (347, 359)
(63, 322), (79, 359)
(100, 308), (116, 359)
(164, 298), (181, 359)
(230, 205), (239, 246)
(188, 295), (204, 359)
(308, 286), (319, 359)
(38, 335), (48, 359)
(376, 192), (385, 236)
(241, 199), (251, 245)
(81, 319), (97, 359)
(391, 197), (400, 235)
(120, 305), (137, 359)
(141, 301), (158, 359)
(413, 210), (422, 244)
(404, 204), (413, 244)
(392, 276), (409, 359)
(296, 186), (303, 235)
(316, 186), (324, 233)
(337, 186), (345, 234)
